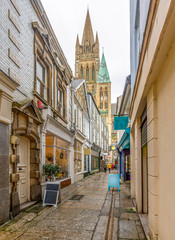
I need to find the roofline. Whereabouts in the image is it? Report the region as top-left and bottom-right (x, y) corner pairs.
(119, 75), (131, 115)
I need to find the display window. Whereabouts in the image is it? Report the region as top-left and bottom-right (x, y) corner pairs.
(45, 133), (70, 179)
(91, 156), (99, 170)
(74, 140), (82, 173)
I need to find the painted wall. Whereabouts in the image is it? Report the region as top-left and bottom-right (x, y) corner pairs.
(130, 0), (175, 239)
(156, 40), (175, 240)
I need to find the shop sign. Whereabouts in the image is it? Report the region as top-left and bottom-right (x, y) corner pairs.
(114, 116), (129, 130)
(110, 145), (117, 151)
(84, 148), (91, 155)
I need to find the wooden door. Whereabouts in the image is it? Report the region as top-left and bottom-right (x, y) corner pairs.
(17, 137), (30, 204)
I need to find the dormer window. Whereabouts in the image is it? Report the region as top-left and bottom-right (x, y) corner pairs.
(36, 60), (47, 100)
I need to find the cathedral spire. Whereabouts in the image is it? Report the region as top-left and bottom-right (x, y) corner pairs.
(76, 34), (79, 46)
(81, 8), (94, 46)
(97, 53), (111, 83)
(95, 31), (99, 44)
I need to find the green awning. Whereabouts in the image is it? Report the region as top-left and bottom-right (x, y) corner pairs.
(118, 127), (130, 150)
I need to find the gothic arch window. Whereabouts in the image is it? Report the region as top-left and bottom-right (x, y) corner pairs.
(85, 40), (90, 52)
(100, 87), (103, 109)
(86, 65), (89, 81)
(80, 65), (83, 77)
(92, 64), (95, 81)
(92, 85), (95, 96)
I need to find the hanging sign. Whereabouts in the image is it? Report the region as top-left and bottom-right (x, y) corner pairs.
(114, 116), (129, 130)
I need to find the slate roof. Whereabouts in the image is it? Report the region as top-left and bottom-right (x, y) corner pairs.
(71, 79), (85, 90)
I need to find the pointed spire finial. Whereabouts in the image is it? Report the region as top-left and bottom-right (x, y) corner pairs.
(96, 31), (99, 43)
(102, 47), (104, 54)
(81, 8), (94, 46)
(76, 34), (79, 46)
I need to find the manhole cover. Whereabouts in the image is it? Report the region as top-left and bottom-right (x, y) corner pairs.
(69, 195), (84, 200)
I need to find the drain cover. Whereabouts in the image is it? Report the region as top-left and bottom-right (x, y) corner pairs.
(69, 195), (84, 200)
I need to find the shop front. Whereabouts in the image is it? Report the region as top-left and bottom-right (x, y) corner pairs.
(45, 133), (70, 181)
(41, 115), (74, 191)
(118, 127), (130, 181)
(91, 143), (101, 173)
(84, 146), (91, 177)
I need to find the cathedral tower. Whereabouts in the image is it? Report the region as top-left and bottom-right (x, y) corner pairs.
(96, 52), (112, 145)
(75, 9), (112, 147)
(75, 9), (100, 102)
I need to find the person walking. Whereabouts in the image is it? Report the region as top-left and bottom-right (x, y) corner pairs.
(104, 162), (107, 173)
(108, 163), (112, 173)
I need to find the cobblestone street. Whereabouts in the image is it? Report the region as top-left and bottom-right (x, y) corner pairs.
(0, 173), (146, 240)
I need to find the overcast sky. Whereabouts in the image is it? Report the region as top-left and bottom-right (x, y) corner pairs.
(41, 0), (130, 103)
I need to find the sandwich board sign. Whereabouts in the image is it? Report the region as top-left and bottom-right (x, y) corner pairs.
(43, 182), (61, 207)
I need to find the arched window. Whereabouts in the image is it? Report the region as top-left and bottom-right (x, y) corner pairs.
(92, 64), (95, 81)
(100, 86), (103, 109)
(92, 85), (95, 95)
(80, 65), (83, 77)
(86, 65), (89, 81)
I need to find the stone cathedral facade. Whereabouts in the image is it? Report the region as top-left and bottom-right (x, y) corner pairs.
(75, 9), (112, 146)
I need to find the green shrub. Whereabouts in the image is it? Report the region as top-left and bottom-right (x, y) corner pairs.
(43, 163), (61, 181)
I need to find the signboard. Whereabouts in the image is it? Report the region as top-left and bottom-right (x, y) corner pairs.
(114, 116), (129, 130)
(84, 148), (91, 155)
(110, 145), (117, 151)
(43, 182), (61, 207)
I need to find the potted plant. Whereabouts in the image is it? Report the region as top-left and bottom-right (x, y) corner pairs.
(43, 163), (61, 181)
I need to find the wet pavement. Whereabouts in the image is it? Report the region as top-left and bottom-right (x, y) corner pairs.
(0, 172), (146, 240)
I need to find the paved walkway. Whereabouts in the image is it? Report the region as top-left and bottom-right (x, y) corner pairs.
(0, 173), (146, 240)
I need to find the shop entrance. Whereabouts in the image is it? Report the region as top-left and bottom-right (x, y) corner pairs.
(17, 137), (30, 204)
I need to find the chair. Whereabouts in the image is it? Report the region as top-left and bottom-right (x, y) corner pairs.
(108, 174), (120, 192)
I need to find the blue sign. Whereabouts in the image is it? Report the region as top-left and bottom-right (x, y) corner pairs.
(114, 116), (129, 130)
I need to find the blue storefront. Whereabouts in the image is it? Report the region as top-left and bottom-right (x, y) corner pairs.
(118, 127), (130, 181)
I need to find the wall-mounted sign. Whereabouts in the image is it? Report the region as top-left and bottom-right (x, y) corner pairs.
(110, 145), (117, 151)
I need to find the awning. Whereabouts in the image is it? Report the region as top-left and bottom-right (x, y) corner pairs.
(118, 127), (130, 151)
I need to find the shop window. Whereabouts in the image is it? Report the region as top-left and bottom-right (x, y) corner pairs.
(74, 140), (82, 173)
(36, 60), (47, 100)
(45, 134), (70, 179)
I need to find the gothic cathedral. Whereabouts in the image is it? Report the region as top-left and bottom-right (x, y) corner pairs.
(75, 9), (112, 145)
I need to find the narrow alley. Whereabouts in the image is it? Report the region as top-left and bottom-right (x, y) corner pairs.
(0, 173), (146, 240)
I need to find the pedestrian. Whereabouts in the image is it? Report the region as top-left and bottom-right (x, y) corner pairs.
(108, 163), (112, 173)
(104, 163), (107, 173)
(112, 163), (114, 170)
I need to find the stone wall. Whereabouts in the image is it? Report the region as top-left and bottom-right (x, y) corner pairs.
(0, 122), (10, 225)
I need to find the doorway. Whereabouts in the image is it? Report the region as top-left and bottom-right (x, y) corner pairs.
(17, 137), (30, 204)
